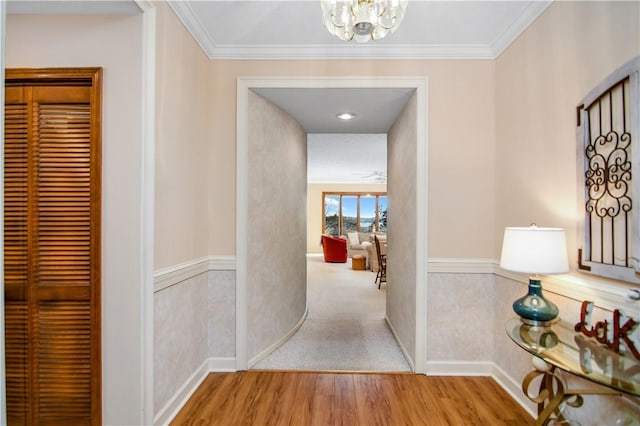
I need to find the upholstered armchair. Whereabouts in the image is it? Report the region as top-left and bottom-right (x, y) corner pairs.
(345, 232), (369, 258)
(321, 234), (348, 263)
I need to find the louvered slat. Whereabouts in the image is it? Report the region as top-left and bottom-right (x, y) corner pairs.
(35, 104), (92, 287)
(3, 104), (28, 286)
(37, 301), (92, 422)
(5, 302), (28, 424)
(4, 102), (29, 425)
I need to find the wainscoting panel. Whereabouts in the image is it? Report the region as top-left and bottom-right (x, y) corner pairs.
(154, 271), (209, 417)
(207, 270), (236, 358)
(153, 257), (638, 425)
(427, 273), (495, 362)
(154, 259), (237, 423)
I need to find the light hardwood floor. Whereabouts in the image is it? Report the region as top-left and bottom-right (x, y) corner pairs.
(171, 371), (533, 425)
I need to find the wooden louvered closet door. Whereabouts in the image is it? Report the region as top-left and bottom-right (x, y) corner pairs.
(4, 69), (101, 425)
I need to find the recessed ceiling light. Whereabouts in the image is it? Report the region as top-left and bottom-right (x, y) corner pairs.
(336, 112), (357, 120)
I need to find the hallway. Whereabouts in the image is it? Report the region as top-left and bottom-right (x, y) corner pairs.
(252, 255), (410, 371)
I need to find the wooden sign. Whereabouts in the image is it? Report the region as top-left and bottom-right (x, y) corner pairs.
(574, 300), (640, 360)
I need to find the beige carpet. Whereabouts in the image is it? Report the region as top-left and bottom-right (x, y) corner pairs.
(252, 255), (411, 372)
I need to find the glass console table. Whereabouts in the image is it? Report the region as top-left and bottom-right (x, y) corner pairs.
(506, 317), (640, 425)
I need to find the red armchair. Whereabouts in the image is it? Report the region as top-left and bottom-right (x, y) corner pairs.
(321, 235), (348, 263)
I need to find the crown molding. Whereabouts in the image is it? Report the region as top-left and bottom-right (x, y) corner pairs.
(167, 0), (217, 57)
(208, 44), (496, 61)
(491, 0), (553, 58)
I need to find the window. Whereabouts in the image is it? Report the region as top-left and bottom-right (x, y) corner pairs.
(577, 56), (640, 283)
(322, 192), (387, 236)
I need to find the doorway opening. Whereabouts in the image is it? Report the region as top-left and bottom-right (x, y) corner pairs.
(253, 131), (405, 371)
(236, 78), (428, 374)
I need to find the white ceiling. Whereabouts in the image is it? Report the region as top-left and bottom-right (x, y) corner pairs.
(6, 0), (551, 183)
(253, 87), (415, 133)
(308, 134), (387, 184)
(169, 0), (552, 60)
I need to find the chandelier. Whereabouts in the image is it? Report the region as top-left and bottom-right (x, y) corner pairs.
(321, 0), (408, 43)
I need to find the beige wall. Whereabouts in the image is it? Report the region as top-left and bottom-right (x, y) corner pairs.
(154, 2), (210, 269)
(495, 1), (640, 264)
(307, 183), (387, 253)
(152, 2), (214, 418)
(6, 14), (146, 425)
(209, 60), (496, 259)
(247, 91), (307, 362)
(494, 2), (640, 423)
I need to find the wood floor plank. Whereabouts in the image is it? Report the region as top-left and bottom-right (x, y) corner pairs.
(170, 371), (533, 426)
(334, 374), (358, 426)
(309, 373), (335, 426)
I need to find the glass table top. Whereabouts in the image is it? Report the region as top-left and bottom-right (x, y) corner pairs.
(506, 317), (640, 397)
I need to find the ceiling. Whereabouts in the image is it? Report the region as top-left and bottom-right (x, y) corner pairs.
(6, 0), (551, 183)
(308, 134), (387, 184)
(169, 0), (552, 60)
(253, 87), (415, 134)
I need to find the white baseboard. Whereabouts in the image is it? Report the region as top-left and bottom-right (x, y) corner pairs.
(153, 358), (211, 426)
(154, 357), (238, 425)
(425, 360), (536, 419)
(248, 306), (308, 368)
(154, 356), (536, 426)
(385, 316), (415, 371)
(425, 360), (494, 376)
(491, 362), (537, 418)
(209, 356), (237, 372)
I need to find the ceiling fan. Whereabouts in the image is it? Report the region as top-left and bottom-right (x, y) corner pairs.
(353, 170), (387, 183)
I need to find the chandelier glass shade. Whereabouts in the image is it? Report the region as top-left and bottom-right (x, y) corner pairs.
(321, 0), (408, 43)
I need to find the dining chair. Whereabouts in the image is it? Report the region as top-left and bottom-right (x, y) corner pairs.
(374, 235), (387, 289)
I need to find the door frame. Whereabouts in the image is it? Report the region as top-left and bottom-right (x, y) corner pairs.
(235, 77), (429, 373)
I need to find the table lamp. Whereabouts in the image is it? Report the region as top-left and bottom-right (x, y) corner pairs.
(500, 225), (569, 325)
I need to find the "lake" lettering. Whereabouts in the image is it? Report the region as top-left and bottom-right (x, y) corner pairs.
(574, 300), (640, 360)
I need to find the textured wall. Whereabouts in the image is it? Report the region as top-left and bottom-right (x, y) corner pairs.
(154, 268), (235, 417)
(386, 92), (418, 363)
(247, 91), (308, 361)
(6, 13), (146, 424)
(427, 273), (494, 361)
(207, 270), (236, 357)
(154, 273), (208, 413)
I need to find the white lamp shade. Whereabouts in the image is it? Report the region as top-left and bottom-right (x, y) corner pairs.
(500, 227), (569, 275)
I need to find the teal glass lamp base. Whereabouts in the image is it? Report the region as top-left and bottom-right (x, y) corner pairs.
(513, 278), (559, 326)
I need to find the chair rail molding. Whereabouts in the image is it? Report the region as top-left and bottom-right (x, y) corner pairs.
(427, 258), (496, 274)
(154, 255), (236, 293)
(495, 264), (636, 315)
